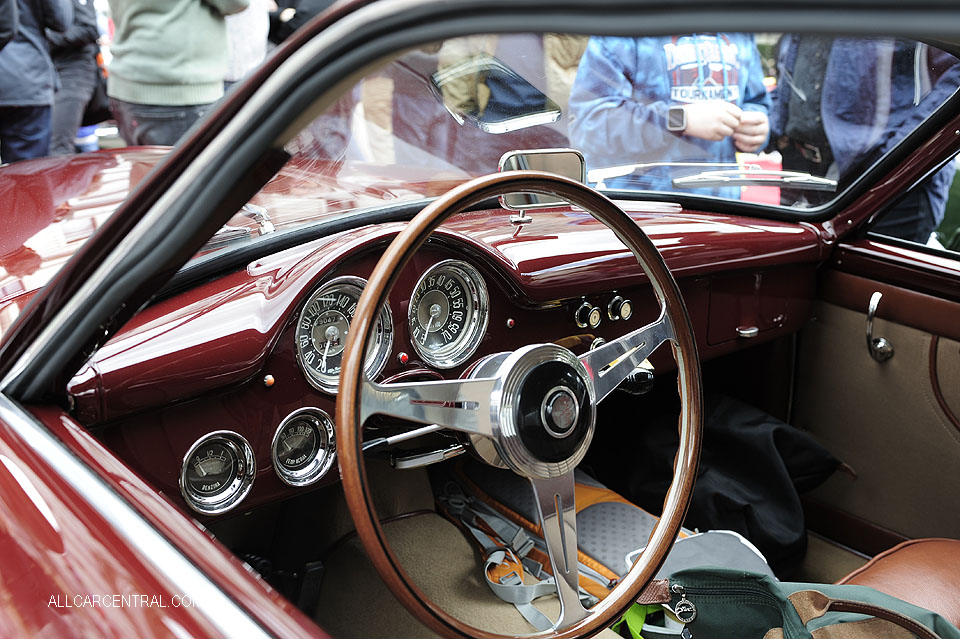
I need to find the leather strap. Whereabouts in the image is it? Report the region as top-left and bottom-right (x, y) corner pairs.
(828, 599), (941, 639)
(789, 590), (942, 639)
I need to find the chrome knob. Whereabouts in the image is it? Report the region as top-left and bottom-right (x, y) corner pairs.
(608, 295), (633, 321)
(575, 301), (602, 329)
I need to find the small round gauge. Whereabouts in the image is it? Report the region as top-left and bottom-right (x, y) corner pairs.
(408, 260), (489, 369)
(271, 408), (336, 487)
(295, 276), (393, 394)
(180, 431), (255, 515)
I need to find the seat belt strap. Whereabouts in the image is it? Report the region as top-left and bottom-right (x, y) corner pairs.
(439, 483), (600, 630)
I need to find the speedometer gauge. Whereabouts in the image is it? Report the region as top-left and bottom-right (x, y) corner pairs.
(295, 276), (393, 393)
(408, 260), (488, 369)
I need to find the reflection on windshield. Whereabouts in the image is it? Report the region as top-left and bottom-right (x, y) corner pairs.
(246, 32), (960, 251)
(772, 37), (959, 244)
(570, 33), (773, 200)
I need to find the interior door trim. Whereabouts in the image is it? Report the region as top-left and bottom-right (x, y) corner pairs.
(929, 335), (960, 434)
(820, 270), (960, 343)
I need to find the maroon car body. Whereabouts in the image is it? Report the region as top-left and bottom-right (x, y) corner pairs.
(0, 1), (959, 637)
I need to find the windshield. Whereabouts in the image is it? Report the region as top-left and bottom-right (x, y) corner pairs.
(206, 31), (960, 255)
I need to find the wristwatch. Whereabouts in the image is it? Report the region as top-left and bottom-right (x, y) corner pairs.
(667, 106), (687, 132)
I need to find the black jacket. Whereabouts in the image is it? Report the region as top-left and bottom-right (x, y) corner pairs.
(47, 0), (97, 64)
(268, 0), (333, 44)
(0, 0), (71, 106)
(0, 0), (17, 52)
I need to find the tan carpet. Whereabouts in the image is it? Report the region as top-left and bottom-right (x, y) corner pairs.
(314, 512), (621, 638)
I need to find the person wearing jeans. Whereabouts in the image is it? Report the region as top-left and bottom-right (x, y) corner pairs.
(106, 0), (249, 147)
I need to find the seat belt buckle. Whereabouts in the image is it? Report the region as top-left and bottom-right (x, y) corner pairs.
(510, 529), (535, 557)
(521, 557), (544, 580)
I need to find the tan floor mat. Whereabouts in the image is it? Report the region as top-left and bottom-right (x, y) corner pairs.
(314, 512), (620, 638)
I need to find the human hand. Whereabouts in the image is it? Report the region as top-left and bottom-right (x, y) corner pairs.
(680, 101), (742, 141)
(732, 110), (770, 152)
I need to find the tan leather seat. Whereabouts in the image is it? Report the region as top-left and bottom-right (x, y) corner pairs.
(836, 538), (960, 628)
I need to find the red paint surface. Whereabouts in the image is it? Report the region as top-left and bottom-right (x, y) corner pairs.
(833, 238), (960, 303)
(0, 408), (237, 638)
(16, 405), (331, 638)
(77, 207), (819, 516)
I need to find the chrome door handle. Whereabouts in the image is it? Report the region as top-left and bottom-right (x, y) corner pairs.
(866, 291), (894, 362)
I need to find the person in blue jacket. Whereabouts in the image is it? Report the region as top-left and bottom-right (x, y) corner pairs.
(569, 33), (771, 198)
(772, 36), (959, 243)
(0, 0), (72, 162)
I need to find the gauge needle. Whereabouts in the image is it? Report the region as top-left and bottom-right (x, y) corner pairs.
(321, 325), (338, 372)
(320, 339), (331, 372)
(194, 460), (207, 477)
(422, 304), (442, 345)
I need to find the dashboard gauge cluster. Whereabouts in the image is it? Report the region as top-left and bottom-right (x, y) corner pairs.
(408, 260), (489, 369)
(271, 408), (336, 487)
(295, 276), (393, 393)
(180, 431), (255, 515)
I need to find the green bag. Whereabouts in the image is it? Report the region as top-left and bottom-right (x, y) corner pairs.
(642, 567), (960, 639)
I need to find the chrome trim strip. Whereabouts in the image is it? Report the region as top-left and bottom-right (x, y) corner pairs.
(0, 394), (271, 639)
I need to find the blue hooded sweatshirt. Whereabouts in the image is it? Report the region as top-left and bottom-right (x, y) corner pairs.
(569, 34), (771, 198)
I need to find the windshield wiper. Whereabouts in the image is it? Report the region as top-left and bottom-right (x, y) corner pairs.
(672, 169), (837, 191)
(587, 162), (759, 188)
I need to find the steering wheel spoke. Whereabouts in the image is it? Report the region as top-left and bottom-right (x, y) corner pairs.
(529, 472), (589, 629)
(361, 376), (497, 438)
(580, 309), (674, 402)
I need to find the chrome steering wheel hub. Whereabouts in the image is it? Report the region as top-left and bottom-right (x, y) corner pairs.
(468, 343), (596, 480)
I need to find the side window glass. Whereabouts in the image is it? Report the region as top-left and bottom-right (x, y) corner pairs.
(938, 157), (960, 251)
(869, 154), (960, 251)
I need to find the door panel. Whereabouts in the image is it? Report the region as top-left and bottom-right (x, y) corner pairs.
(933, 336), (960, 428)
(793, 278), (960, 540)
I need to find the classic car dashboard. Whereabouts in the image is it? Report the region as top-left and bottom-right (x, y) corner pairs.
(68, 205), (824, 519)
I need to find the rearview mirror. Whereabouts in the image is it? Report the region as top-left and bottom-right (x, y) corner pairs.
(498, 149), (586, 210)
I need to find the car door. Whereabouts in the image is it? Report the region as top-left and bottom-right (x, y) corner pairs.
(793, 183), (960, 553)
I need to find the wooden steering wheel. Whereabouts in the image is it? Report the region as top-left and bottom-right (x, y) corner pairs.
(336, 171), (702, 639)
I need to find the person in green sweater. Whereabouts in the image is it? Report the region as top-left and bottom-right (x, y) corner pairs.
(107, 0), (249, 146)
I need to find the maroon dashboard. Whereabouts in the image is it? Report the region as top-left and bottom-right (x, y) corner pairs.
(68, 204), (823, 519)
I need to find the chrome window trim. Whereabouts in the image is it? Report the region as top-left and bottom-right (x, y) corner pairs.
(0, 394), (271, 639)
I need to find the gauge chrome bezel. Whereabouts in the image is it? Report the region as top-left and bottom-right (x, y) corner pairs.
(295, 275), (394, 394)
(179, 430), (255, 516)
(408, 260), (489, 369)
(271, 407), (336, 487)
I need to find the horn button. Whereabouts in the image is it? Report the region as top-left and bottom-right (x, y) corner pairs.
(516, 361), (592, 463)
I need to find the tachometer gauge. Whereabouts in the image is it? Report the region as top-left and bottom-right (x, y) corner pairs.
(271, 408), (336, 487)
(180, 431), (255, 515)
(408, 260), (489, 369)
(295, 276), (393, 394)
